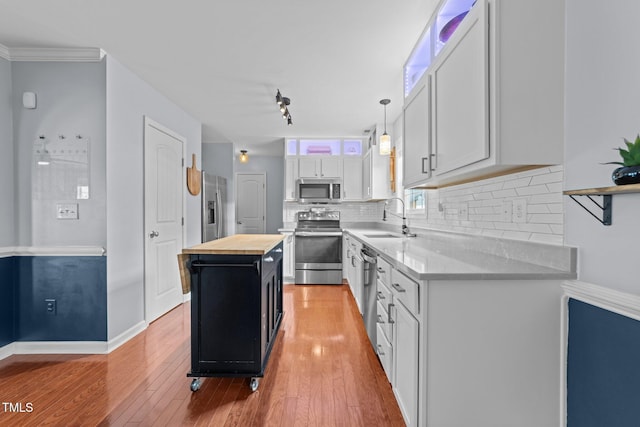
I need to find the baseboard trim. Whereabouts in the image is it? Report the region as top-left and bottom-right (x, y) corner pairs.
(0, 342), (16, 360)
(13, 340), (109, 355)
(107, 320), (148, 353)
(0, 321), (148, 360)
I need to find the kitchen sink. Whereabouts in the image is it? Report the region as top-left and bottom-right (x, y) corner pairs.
(363, 233), (403, 239)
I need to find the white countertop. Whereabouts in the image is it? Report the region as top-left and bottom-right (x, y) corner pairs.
(345, 228), (577, 281)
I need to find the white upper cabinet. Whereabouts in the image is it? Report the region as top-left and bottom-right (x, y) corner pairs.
(298, 156), (341, 178)
(284, 157), (298, 201)
(430, 0), (488, 177)
(403, 73), (431, 188)
(342, 156), (363, 200)
(402, 0), (564, 187)
(363, 127), (392, 201)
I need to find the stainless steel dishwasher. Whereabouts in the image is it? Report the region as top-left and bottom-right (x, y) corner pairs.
(361, 246), (378, 349)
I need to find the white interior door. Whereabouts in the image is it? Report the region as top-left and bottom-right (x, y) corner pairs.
(236, 173), (266, 234)
(144, 117), (185, 323)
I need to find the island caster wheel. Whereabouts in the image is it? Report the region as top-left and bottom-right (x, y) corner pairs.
(190, 378), (201, 392)
(249, 377), (260, 392)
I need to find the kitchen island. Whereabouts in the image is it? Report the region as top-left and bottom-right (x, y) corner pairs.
(182, 234), (284, 392)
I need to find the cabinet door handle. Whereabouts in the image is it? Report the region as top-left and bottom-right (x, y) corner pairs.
(264, 256), (274, 263)
(377, 267), (385, 273)
(422, 157), (429, 174)
(392, 282), (406, 293)
(377, 314), (385, 324)
(376, 291), (385, 300)
(387, 303), (395, 324)
(377, 344), (385, 356)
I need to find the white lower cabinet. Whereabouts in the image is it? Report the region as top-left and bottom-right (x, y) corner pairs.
(392, 298), (419, 427)
(281, 232), (295, 281)
(376, 257), (420, 427)
(366, 240), (562, 427)
(344, 236), (363, 313)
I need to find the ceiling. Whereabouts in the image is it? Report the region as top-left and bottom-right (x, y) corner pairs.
(0, 0), (437, 155)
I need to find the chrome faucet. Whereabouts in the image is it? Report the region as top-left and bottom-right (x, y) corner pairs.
(382, 197), (417, 237)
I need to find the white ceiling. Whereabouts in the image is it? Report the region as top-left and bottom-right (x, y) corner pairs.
(0, 0), (438, 155)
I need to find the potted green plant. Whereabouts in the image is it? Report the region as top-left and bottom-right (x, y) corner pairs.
(605, 135), (640, 185)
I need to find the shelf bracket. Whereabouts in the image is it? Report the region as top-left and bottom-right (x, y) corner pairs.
(568, 194), (612, 226)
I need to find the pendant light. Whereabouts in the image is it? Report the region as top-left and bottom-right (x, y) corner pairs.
(239, 150), (249, 163)
(379, 99), (391, 155)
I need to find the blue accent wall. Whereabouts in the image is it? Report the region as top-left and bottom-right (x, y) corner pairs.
(16, 256), (107, 341)
(0, 257), (16, 347)
(567, 298), (640, 427)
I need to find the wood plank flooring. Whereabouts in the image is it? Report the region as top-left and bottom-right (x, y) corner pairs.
(0, 284), (405, 426)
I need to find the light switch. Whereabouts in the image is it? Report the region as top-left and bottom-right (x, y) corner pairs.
(57, 203), (79, 220)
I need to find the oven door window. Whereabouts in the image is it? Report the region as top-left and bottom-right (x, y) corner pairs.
(295, 235), (342, 264)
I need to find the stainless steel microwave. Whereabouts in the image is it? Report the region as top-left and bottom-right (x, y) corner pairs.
(296, 178), (341, 203)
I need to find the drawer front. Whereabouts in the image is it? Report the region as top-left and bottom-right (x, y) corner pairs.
(376, 300), (393, 342)
(390, 269), (420, 316)
(376, 278), (392, 306)
(376, 324), (393, 383)
(376, 257), (391, 286)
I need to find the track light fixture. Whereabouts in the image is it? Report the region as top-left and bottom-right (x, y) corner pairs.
(275, 89), (293, 126)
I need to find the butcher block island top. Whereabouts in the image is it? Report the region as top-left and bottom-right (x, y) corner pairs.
(183, 234), (285, 255)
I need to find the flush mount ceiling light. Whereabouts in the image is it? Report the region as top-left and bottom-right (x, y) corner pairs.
(239, 149), (249, 163)
(379, 99), (391, 156)
(275, 89), (293, 126)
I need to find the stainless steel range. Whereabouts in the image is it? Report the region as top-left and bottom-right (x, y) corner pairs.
(294, 209), (342, 285)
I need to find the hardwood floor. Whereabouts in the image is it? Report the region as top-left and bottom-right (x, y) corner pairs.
(0, 284), (405, 426)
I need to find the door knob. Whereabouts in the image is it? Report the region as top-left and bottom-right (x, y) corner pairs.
(149, 230), (159, 238)
(237, 221), (242, 225)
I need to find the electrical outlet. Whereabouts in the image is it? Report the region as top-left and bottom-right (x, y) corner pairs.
(501, 200), (513, 222)
(56, 203), (78, 220)
(513, 199), (527, 223)
(45, 299), (56, 315)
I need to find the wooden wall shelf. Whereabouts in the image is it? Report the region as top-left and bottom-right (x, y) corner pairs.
(563, 183), (640, 226)
(564, 183), (640, 196)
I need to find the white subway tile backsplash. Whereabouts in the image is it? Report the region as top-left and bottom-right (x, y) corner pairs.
(502, 176), (532, 189)
(492, 188), (519, 198)
(516, 184), (551, 196)
(530, 171), (563, 185)
(284, 166), (565, 245)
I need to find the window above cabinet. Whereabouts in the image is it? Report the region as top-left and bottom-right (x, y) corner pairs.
(404, 0), (477, 97)
(285, 138), (364, 157)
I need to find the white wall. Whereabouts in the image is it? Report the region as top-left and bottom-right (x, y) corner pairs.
(105, 55), (201, 339)
(0, 57), (14, 247)
(11, 61), (107, 247)
(565, 0), (640, 295)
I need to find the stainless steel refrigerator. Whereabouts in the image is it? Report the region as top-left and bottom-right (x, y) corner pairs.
(201, 172), (227, 242)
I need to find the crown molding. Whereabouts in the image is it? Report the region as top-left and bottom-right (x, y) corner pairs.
(0, 46), (104, 62)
